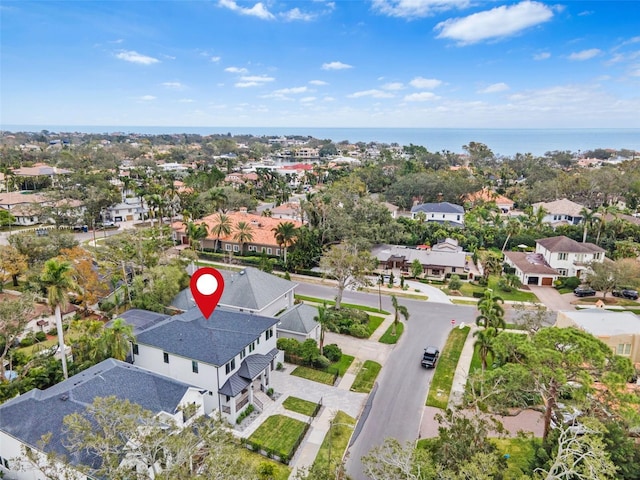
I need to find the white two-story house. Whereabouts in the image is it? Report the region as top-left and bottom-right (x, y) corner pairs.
(132, 307), (282, 424)
(410, 202), (465, 227)
(0, 359), (205, 480)
(532, 198), (587, 226)
(536, 235), (605, 279)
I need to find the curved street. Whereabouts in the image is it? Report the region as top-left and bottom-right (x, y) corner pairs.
(294, 282), (476, 480)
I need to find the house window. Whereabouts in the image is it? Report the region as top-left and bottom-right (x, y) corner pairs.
(276, 249), (280, 255)
(132, 344), (139, 355)
(240, 348), (246, 359)
(256, 336), (260, 344)
(617, 344), (632, 355)
(192, 361), (199, 374)
(225, 244), (232, 251)
(457, 215), (460, 221)
(558, 253), (568, 261)
(225, 359), (236, 374)
(575, 254), (584, 262)
(267, 248), (272, 254)
(557, 269), (568, 276)
(226, 395), (230, 402)
(265, 328), (273, 340)
(431, 214), (434, 218)
(594, 252), (601, 260)
(233, 245), (239, 252)
(249, 342), (255, 353)
(163, 352), (169, 363)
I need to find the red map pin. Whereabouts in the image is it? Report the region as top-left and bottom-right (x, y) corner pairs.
(190, 267), (225, 320)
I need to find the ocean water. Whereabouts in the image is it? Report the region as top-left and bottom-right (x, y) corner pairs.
(3, 125), (639, 157)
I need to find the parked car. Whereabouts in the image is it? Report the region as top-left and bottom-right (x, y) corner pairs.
(422, 346), (440, 368)
(612, 289), (639, 300)
(574, 286), (596, 297)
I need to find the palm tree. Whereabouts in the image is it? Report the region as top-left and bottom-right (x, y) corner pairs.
(40, 258), (78, 380)
(476, 289), (505, 331)
(210, 213), (232, 252)
(390, 295), (410, 336)
(206, 188), (228, 212)
(272, 221), (298, 266)
(501, 218), (521, 252)
(183, 221), (208, 251)
(580, 207), (595, 243)
(473, 328), (495, 372)
(101, 318), (135, 361)
(314, 303), (335, 356)
(233, 221), (254, 255)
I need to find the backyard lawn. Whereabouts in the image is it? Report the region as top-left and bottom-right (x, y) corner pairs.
(492, 437), (540, 479)
(312, 411), (356, 473)
(291, 366), (337, 385)
(240, 449), (290, 480)
(426, 326), (470, 409)
(282, 396), (320, 417)
(247, 414), (308, 463)
(350, 360), (382, 393)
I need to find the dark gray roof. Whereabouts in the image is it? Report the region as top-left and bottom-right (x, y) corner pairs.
(171, 267), (297, 312)
(0, 359), (193, 471)
(219, 352), (276, 396)
(411, 202), (464, 214)
(136, 307), (279, 366)
(278, 304), (319, 335)
(108, 308), (169, 335)
(536, 236), (605, 254)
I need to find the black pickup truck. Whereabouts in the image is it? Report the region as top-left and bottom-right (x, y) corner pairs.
(422, 346), (440, 368)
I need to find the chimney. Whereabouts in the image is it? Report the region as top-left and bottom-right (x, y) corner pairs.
(239, 207), (248, 215)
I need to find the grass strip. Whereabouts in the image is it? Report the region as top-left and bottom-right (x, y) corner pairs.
(247, 414), (307, 461)
(366, 315), (384, 337)
(294, 294), (390, 314)
(458, 277), (538, 302)
(291, 366), (336, 385)
(350, 360), (382, 393)
(378, 322), (404, 344)
(312, 411), (356, 472)
(326, 354), (355, 377)
(426, 326), (470, 409)
(282, 396), (320, 416)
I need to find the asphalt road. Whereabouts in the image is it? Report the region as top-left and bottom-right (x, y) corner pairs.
(294, 282), (476, 480)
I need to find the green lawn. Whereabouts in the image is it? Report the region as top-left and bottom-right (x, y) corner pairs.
(313, 411), (356, 473)
(247, 414), (308, 462)
(282, 396), (320, 417)
(492, 437), (540, 479)
(366, 315), (385, 337)
(451, 299), (479, 305)
(240, 449), (291, 480)
(327, 354), (355, 377)
(350, 360), (382, 393)
(291, 366), (336, 385)
(458, 277), (538, 302)
(294, 294), (390, 314)
(378, 321), (404, 344)
(426, 326), (470, 409)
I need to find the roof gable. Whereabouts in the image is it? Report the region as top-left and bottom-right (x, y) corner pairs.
(536, 236), (604, 253)
(411, 202), (464, 214)
(278, 304), (319, 334)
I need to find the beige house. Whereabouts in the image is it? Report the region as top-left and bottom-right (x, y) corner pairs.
(555, 309), (640, 364)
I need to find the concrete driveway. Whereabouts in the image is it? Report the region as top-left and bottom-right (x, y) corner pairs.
(527, 286), (575, 312)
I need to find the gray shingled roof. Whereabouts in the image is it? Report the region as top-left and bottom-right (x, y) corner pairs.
(504, 251), (559, 275)
(372, 244), (467, 269)
(171, 267), (297, 313)
(108, 308), (169, 335)
(411, 202), (464, 214)
(0, 359), (194, 471)
(219, 352), (276, 396)
(559, 309), (640, 336)
(136, 307), (279, 366)
(278, 304), (320, 335)
(536, 236), (605, 254)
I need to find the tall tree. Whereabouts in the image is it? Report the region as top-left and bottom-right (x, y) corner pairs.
(183, 221), (208, 251)
(314, 303), (335, 356)
(272, 221), (298, 266)
(59, 246), (109, 313)
(501, 218), (521, 252)
(0, 293), (35, 381)
(580, 207), (595, 243)
(319, 244), (376, 310)
(0, 244), (28, 287)
(39, 258), (78, 380)
(473, 328), (495, 372)
(390, 295), (409, 336)
(101, 318), (135, 361)
(233, 221), (254, 255)
(210, 213), (232, 252)
(475, 289), (505, 331)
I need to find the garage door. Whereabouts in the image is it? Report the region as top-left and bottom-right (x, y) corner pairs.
(528, 276), (539, 285)
(541, 277), (553, 286)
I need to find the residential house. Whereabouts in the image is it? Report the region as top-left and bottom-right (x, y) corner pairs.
(504, 235), (605, 286)
(382, 202), (400, 219)
(270, 202), (304, 222)
(132, 307), (281, 423)
(555, 310), (640, 364)
(171, 267), (297, 317)
(410, 202), (465, 226)
(532, 198), (587, 226)
(372, 238), (468, 279)
(0, 192), (47, 226)
(172, 210), (302, 257)
(11, 163), (72, 190)
(276, 303), (321, 342)
(104, 197), (148, 222)
(0, 359), (206, 480)
(465, 188), (514, 213)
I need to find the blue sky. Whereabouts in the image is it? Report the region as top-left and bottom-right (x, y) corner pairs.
(1, 0), (639, 128)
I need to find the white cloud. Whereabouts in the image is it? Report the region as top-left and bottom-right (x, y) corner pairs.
(322, 61), (353, 70)
(578, 10), (593, 16)
(138, 95), (156, 101)
(478, 82), (509, 94)
(382, 82), (404, 90)
(409, 77), (442, 89)
(161, 82), (185, 89)
(300, 97), (317, 103)
(348, 89), (394, 98)
(210, 56), (221, 63)
(435, 1), (553, 45)
(282, 8), (315, 21)
(309, 80), (328, 86)
(235, 82), (260, 88)
(218, 0), (275, 20)
(568, 49), (602, 61)
(225, 66), (248, 74)
(179, 99), (195, 103)
(273, 86), (308, 94)
(630, 67), (640, 77)
(371, 0), (470, 19)
(115, 50), (160, 65)
(533, 52), (551, 60)
(240, 75), (275, 83)
(404, 92), (438, 101)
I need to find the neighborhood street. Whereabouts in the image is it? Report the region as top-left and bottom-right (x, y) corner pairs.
(294, 282), (476, 480)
